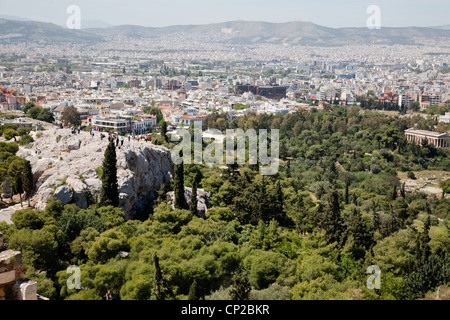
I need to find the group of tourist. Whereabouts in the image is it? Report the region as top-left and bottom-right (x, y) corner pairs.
(107, 132), (124, 148)
(103, 131), (152, 149)
(58, 123), (152, 148)
(128, 132), (152, 143)
(60, 122), (81, 135)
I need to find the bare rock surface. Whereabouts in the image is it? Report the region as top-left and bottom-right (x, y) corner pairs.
(17, 128), (174, 219)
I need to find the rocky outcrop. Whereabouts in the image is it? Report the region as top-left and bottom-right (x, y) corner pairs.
(53, 185), (73, 205)
(17, 128), (174, 219)
(167, 187), (212, 218)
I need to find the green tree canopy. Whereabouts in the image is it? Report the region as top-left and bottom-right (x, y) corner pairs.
(61, 105), (81, 126)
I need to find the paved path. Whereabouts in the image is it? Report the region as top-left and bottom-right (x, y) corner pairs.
(0, 202), (27, 224)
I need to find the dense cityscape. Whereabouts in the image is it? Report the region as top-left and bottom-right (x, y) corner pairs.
(1, 37), (449, 130)
(0, 8), (449, 309)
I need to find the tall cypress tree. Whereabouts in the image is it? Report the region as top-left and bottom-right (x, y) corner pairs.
(22, 160), (34, 207)
(391, 185), (398, 201)
(273, 180), (287, 224)
(153, 252), (163, 299)
(13, 174), (23, 207)
(152, 252), (170, 300)
(422, 215), (431, 252)
(400, 182), (406, 198)
(285, 160), (291, 178)
(258, 176), (270, 222)
(230, 274), (251, 300)
(322, 189), (344, 245)
(344, 182), (350, 205)
(190, 178), (198, 216)
(174, 162), (185, 209)
(416, 215), (432, 264)
(161, 121), (168, 142)
(188, 279), (200, 300)
(100, 139), (119, 207)
(295, 195), (308, 235)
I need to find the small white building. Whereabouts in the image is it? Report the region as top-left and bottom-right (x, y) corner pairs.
(438, 112), (450, 124)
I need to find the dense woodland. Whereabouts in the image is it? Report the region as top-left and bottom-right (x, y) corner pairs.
(0, 106), (449, 300)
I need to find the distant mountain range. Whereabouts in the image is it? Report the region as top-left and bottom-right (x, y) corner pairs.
(0, 18), (449, 46)
(0, 19), (102, 43)
(430, 24), (450, 30)
(0, 15), (31, 21)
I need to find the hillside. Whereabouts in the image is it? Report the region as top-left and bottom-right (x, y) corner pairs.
(0, 18), (102, 43)
(1, 18), (449, 45)
(85, 20), (450, 45)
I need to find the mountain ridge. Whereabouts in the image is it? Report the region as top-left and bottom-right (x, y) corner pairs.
(0, 18), (102, 43)
(1, 18), (449, 45)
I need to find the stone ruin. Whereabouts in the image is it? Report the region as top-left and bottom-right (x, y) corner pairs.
(0, 232), (47, 300)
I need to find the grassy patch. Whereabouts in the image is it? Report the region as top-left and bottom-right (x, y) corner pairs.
(95, 167), (103, 179)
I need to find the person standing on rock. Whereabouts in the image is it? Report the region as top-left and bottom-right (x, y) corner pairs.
(128, 135), (131, 143)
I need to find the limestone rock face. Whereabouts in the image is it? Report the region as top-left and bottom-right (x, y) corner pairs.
(0, 249), (24, 287)
(168, 186), (212, 218)
(18, 128), (174, 219)
(14, 279), (38, 300)
(53, 185), (73, 205)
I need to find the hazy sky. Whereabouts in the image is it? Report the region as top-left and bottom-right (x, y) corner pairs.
(0, 0), (449, 28)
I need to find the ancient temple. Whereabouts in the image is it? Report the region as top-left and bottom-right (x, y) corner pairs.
(404, 128), (450, 148)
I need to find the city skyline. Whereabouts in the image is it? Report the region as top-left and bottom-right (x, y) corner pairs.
(0, 0), (449, 29)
